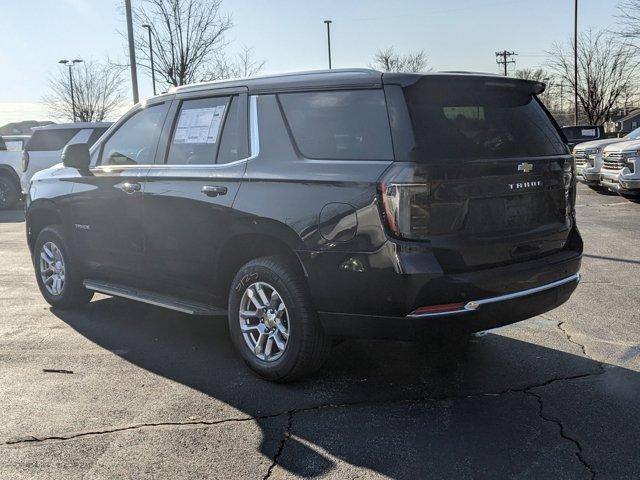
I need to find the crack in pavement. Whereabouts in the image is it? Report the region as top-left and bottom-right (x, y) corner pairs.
(264, 411), (293, 480)
(3, 413), (286, 446)
(525, 390), (596, 480)
(539, 318), (605, 478)
(557, 321), (589, 357)
(3, 369), (607, 479)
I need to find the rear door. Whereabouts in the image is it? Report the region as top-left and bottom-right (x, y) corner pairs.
(384, 75), (573, 271)
(141, 89), (249, 303)
(69, 101), (170, 283)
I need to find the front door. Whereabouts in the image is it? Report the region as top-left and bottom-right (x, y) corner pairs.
(70, 101), (170, 285)
(141, 92), (249, 304)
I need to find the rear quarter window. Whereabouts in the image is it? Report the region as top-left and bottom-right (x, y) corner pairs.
(278, 89), (393, 160)
(26, 128), (82, 151)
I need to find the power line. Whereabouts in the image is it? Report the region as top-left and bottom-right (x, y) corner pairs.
(495, 50), (517, 76)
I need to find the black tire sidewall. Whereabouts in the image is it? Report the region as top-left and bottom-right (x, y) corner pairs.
(0, 176), (18, 210)
(228, 260), (312, 380)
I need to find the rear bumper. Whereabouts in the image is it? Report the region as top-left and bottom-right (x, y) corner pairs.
(299, 225), (582, 338)
(319, 274), (579, 339)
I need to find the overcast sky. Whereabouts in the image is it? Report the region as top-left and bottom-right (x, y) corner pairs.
(0, 0), (620, 125)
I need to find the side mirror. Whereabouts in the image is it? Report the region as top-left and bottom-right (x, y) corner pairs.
(61, 143), (90, 170)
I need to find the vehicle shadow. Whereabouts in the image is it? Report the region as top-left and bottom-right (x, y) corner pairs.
(0, 208), (25, 223)
(51, 297), (640, 478)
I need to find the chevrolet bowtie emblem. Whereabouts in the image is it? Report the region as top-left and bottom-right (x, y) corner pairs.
(518, 162), (533, 173)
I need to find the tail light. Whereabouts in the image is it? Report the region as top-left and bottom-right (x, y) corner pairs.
(21, 150), (29, 172)
(378, 163), (465, 240)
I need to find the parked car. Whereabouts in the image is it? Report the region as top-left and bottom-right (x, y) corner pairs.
(572, 126), (640, 190)
(25, 70), (582, 381)
(601, 139), (640, 197)
(561, 125), (605, 151)
(21, 122), (111, 194)
(0, 135), (30, 209)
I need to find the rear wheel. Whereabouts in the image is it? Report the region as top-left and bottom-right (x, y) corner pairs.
(0, 174), (19, 210)
(33, 226), (93, 309)
(228, 256), (331, 382)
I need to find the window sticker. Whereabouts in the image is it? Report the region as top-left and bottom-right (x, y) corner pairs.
(581, 128), (597, 137)
(173, 105), (226, 144)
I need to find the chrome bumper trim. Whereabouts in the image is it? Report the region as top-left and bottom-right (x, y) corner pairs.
(407, 273), (581, 318)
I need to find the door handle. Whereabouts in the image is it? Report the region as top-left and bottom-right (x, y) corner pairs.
(122, 182), (141, 194)
(201, 185), (228, 197)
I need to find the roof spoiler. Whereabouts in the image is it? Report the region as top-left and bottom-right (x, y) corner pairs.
(383, 72), (546, 95)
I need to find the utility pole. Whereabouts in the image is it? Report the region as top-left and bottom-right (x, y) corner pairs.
(125, 0), (139, 104)
(559, 80), (566, 114)
(142, 24), (157, 96)
(59, 59), (83, 122)
(495, 50), (516, 76)
(574, 0), (579, 125)
(324, 20), (332, 69)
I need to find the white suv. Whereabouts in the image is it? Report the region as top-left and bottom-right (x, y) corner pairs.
(21, 123), (111, 194)
(0, 135), (30, 209)
(601, 139), (640, 197)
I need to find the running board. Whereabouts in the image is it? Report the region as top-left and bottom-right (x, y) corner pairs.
(83, 280), (227, 316)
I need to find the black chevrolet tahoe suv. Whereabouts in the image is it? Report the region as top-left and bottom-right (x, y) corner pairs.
(26, 69), (582, 381)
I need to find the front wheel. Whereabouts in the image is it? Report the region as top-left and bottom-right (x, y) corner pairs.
(33, 225), (94, 309)
(228, 256), (331, 382)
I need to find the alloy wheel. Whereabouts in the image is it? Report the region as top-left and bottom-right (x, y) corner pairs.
(239, 281), (290, 362)
(39, 241), (65, 296)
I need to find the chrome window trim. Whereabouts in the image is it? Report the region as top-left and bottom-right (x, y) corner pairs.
(407, 273), (581, 318)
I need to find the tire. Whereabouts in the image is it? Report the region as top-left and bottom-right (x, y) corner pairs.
(228, 255), (331, 382)
(33, 225), (93, 309)
(0, 174), (19, 210)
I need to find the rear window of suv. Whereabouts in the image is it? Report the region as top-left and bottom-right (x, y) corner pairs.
(26, 128), (82, 151)
(403, 77), (567, 161)
(278, 90), (393, 160)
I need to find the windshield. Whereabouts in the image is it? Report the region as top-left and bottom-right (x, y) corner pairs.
(403, 77), (567, 161)
(625, 127), (640, 140)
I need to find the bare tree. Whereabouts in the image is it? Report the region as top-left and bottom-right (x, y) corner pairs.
(371, 47), (429, 72)
(548, 29), (639, 125)
(618, 1), (640, 43)
(133, 0), (233, 87)
(43, 60), (125, 122)
(205, 46), (266, 81)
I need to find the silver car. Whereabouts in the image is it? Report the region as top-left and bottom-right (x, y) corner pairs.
(572, 127), (640, 190)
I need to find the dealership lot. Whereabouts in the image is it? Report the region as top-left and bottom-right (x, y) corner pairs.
(1, 184), (639, 479)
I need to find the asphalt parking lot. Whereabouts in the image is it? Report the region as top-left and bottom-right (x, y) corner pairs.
(1, 184), (639, 479)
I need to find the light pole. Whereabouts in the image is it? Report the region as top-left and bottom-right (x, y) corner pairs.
(574, 0), (579, 125)
(142, 24), (157, 96)
(324, 20), (332, 69)
(125, 0), (139, 104)
(59, 59), (83, 122)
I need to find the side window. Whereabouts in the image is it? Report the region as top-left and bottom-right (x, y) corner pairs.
(67, 129), (93, 145)
(87, 127), (109, 147)
(26, 129), (82, 151)
(100, 103), (168, 166)
(167, 96), (229, 165)
(278, 90), (393, 160)
(217, 96), (248, 164)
